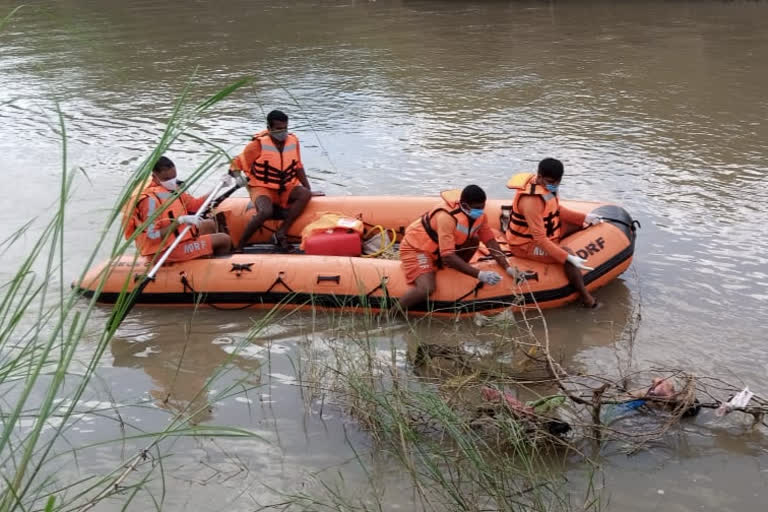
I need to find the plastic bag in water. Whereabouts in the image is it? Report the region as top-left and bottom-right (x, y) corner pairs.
(715, 386), (754, 417)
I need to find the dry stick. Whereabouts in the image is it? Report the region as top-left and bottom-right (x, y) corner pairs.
(532, 294), (763, 445)
(516, 280), (591, 407)
(591, 384), (609, 443)
(80, 449), (149, 511)
(510, 281), (676, 449)
(515, 278), (682, 448)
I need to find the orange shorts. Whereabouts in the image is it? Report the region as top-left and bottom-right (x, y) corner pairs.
(507, 242), (564, 264)
(164, 234), (214, 262)
(400, 244), (437, 284)
(248, 184), (298, 209)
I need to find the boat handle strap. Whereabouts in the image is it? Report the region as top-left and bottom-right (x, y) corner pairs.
(456, 281), (483, 302)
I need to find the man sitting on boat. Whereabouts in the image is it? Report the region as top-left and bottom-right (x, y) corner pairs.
(505, 158), (602, 308)
(398, 185), (520, 310)
(123, 156), (233, 262)
(230, 109), (312, 251)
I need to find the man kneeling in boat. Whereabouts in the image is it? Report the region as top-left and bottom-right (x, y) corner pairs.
(505, 158), (602, 308)
(124, 156), (233, 262)
(230, 109), (312, 251)
(398, 185), (520, 310)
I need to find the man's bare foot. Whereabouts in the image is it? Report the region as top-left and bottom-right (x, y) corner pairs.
(582, 295), (599, 309)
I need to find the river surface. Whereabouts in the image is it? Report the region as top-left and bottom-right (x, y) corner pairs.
(1, 0), (767, 510)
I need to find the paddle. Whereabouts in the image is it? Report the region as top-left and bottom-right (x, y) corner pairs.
(210, 183), (243, 209)
(108, 179), (232, 329)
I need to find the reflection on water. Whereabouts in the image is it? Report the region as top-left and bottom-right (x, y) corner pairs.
(406, 278), (634, 364)
(111, 317), (263, 424)
(2, 0), (768, 510)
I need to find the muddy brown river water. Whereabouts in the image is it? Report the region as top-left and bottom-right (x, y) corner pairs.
(1, 0), (767, 510)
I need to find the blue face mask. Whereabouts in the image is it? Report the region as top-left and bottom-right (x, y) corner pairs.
(465, 208), (484, 219)
(545, 183), (559, 194)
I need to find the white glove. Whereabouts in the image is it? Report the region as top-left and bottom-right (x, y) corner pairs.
(229, 171), (249, 188)
(177, 215), (201, 228)
(220, 174), (236, 188)
(566, 253), (594, 271)
(506, 266), (520, 279)
(477, 270), (502, 285)
(584, 213), (603, 227)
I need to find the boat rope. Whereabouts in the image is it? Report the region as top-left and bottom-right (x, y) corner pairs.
(179, 273), (259, 311)
(602, 217), (641, 233)
(365, 276), (390, 298)
(455, 281), (484, 302)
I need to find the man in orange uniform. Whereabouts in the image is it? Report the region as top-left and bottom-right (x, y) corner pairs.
(399, 185), (520, 310)
(124, 156), (232, 262)
(230, 110), (312, 251)
(505, 158), (602, 308)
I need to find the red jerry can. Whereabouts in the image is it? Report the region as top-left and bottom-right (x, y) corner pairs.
(303, 228), (363, 257)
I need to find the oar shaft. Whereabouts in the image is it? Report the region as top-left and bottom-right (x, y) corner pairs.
(210, 184), (240, 210)
(145, 224), (194, 277)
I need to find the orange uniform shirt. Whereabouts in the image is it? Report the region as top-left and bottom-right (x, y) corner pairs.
(432, 210), (495, 257)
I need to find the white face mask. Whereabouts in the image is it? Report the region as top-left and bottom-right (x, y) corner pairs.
(160, 178), (178, 191)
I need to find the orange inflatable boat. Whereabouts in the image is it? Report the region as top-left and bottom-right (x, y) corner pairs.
(76, 195), (638, 317)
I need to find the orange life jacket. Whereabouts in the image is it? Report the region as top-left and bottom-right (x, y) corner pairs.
(244, 129), (302, 191)
(404, 189), (487, 260)
(505, 172), (562, 246)
(124, 182), (194, 256)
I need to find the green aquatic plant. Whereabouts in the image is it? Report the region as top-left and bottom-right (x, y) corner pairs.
(0, 5), (23, 32)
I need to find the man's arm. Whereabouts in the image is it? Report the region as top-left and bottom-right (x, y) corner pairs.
(294, 139), (310, 189)
(560, 205), (586, 226)
(434, 211), (480, 278)
(180, 192), (209, 214)
(485, 239), (512, 271)
(295, 166), (311, 190)
(230, 139), (261, 174)
(518, 195), (569, 264)
(475, 223), (512, 271)
(442, 253), (481, 278)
